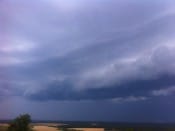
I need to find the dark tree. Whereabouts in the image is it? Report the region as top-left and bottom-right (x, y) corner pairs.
(8, 114), (32, 131)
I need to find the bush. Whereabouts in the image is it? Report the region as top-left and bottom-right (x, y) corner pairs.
(8, 114), (32, 131)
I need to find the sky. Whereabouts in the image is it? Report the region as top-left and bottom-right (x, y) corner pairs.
(0, 0), (175, 122)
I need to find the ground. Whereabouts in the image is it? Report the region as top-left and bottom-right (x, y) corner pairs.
(33, 126), (104, 131)
(33, 126), (58, 131)
(0, 124), (105, 131)
(69, 128), (104, 131)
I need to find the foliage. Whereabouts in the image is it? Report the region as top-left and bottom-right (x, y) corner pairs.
(8, 114), (32, 131)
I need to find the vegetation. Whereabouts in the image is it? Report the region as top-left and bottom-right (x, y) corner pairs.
(0, 126), (8, 131)
(8, 114), (32, 131)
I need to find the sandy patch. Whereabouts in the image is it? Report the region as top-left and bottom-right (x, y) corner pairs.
(70, 128), (104, 131)
(33, 126), (58, 131)
(0, 123), (9, 127)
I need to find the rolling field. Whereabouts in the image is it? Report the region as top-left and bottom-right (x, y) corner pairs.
(33, 125), (58, 131)
(0, 124), (105, 131)
(69, 128), (104, 131)
(0, 124), (8, 131)
(1, 123), (175, 131)
(33, 127), (105, 131)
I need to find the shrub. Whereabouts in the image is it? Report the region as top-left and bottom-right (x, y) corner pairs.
(8, 114), (32, 131)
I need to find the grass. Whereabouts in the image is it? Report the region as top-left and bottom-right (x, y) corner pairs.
(0, 126), (8, 131)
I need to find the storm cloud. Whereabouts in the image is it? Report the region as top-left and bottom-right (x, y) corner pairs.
(0, 0), (175, 103)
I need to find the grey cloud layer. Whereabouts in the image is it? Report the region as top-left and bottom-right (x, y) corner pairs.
(0, 0), (175, 101)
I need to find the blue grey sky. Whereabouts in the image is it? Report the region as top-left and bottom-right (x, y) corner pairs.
(0, 0), (175, 122)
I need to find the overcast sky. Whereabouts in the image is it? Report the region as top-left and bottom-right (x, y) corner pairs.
(0, 0), (175, 122)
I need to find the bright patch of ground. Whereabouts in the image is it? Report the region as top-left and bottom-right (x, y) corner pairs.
(33, 126), (58, 131)
(70, 128), (104, 131)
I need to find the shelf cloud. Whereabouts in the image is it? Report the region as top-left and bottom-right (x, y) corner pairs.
(0, 0), (175, 122)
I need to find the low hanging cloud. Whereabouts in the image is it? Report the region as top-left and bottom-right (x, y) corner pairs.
(0, 0), (175, 102)
(152, 86), (175, 96)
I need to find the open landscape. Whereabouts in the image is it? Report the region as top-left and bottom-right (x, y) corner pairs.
(33, 126), (105, 131)
(0, 124), (105, 131)
(2, 122), (175, 131)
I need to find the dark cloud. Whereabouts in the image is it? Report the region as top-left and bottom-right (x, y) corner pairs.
(12, 14), (175, 101)
(0, 0), (175, 116)
(27, 74), (175, 101)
